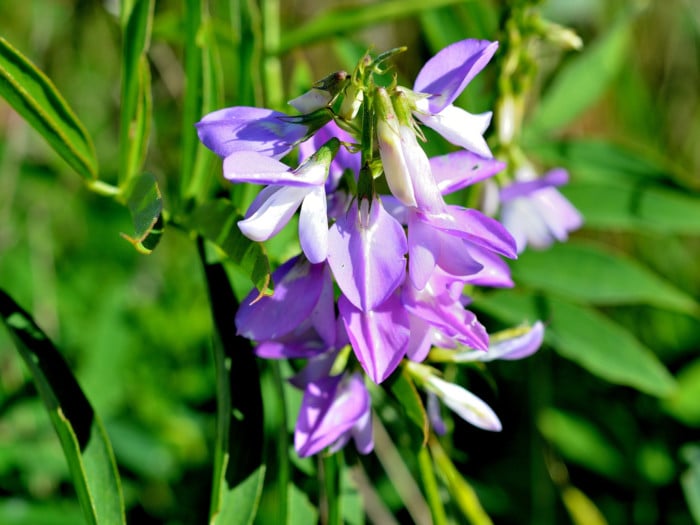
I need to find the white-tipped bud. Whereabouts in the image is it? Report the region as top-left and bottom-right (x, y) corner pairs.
(339, 84), (364, 120)
(375, 88), (417, 207)
(426, 376), (502, 431)
(289, 88), (333, 114)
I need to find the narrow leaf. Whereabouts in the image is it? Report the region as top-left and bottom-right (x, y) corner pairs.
(681, 445), (700, 525)
(120, 173), (163, 254)
(473, 290), (677, 397)
(198, 241), (266, 525)
(560, 485), (609, 525)
(538, 408), (626, 479)
(511, 241), (699, 315)
(278, 0), (464, 54)
(119, 0), (154, 185)
(561, 182), (700, 235)
(0, 290), (125, 525)
(189, 199), (273, 296)
(662, 358), (700, 427)
(0, 37), (97, 179)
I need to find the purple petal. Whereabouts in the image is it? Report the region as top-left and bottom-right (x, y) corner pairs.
(238, 185), (309, 241)
(489, 321), (544, 361)
(349, 407), (374, 454)
(339, 293), (409, 384)
(417, 207), (517, 259)
(430, 151), (506, 195)
(406, 314), (433, 362)
(295, 374), (371, 457)
(461, 245), (514, 288)
(414, 39), (498, 113)
(310, 264), (337, 346)
(197, 106), (307, 159)
(407, 211), (439, 290)
(255, 336), (328, 359)
(428, 376), (502, 431)
(530, 188), (583, 241)
(427, 392), (447, 435)
(327, 198), (408, 311)
(223, 150), (328, 187)
(236, 257), (324, 340)
(299, 121), (361, 190)
(500, 168), (569, 202)
(288, 350), (339, 389)
(299, 186), (329, 263)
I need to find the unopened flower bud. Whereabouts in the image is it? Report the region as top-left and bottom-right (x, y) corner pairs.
(339, 83), (364, 120)
(289, 71), (349, 113)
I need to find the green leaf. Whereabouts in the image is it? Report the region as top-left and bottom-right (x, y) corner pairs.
(189, 199), (273, 296)
(0, 289), (125, 525)
(277, 0), (465, 54)
(561, 182), (700, 235)
(681, 445), (700, 525)
(0, 37), (98, 179)
(662, 358), (700, 426)
(511, 241), (699, 315)
(528, 19), (631, 135)
(287, 483), (319, 525)
(119, 0), (154, 185)
(473, 290), (677, 397)
(560, 485), (609, 525)
(198, 242), (266, 525)
(386, 367), (429, 446)
(120, 173), (163, 254)
(538, 408), (625, 479)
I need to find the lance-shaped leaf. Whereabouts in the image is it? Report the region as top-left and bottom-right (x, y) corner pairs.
(119, 0), (154, 185)
(0, 289), (125, 525)
(120, 173), (163, 254)
(385, 367), (429, 445)
(197, 242), (266, 525)
(189, 199), (273, 297)
(0, 36), (98, 179)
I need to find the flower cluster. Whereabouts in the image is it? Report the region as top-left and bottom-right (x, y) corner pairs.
(197, 39), (566, 457)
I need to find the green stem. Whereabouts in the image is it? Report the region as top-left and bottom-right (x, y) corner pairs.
(418, 446), (447, 525)
(321, 453), (341, 525)
(261, 0), (283, 108)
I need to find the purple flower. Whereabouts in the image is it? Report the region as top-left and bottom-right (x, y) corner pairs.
(500, 167), (583, 253)
(235, 256), (335, 349)
(327, 196), (407, 311)
(455, 321), (544, 362)
(196, 106), (309, 160)
(338, 291), (410, 384)
(226, 139), (340, 263)
(295, 373), (373, 457)
(412, 39), (499, 158)
(425, 375), (502, 431)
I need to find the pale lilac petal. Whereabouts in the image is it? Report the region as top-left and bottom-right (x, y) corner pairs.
(414, 40), (499, 113)
(457, 322), (544, 362)
(400, 126), (444, 211)
(430, 151), (506, 195)
(416, 207), (517, 259)
(407, 211), (439, 290)
(530, 188), (583, 241)
(461, 245), (514, 288)
(427, 376), (502, 431)
(295, 374), (371, 457)
(327, 199), (408, 311)
(288, 350), (339, 389)
(434, 233), (484, 278)
(197, 106), (306, 159)
(338, 294), (409, 384)
(406, 314), (433, 362)
(236, 257), (324, 340)
(416, 105), (493, 158)
(238, 185), (309, 241)
(224, 150), (329, 187)
(403, 283), (489, 351)
(500, 168), (569, 202)
(310, 264), (336, 346)
(350, 407), (374, 454)
(255, 337), (327, 359)
(299, 186), (329, 263)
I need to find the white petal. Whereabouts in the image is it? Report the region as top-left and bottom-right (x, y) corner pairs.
(428, 376), (502, 431)
(299, 186), (329, 263)
(238, 186), (309, 241)
(416, 105), (493, 159)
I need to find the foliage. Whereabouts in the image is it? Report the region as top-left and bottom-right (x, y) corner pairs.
(1, 0), (699, 524)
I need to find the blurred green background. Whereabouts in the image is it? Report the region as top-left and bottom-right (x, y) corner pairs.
(1, 0), (700, 524)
